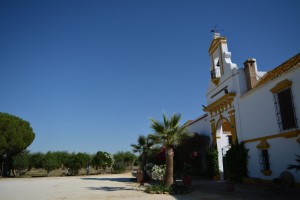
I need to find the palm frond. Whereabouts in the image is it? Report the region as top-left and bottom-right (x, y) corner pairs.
(137, 135), (146, 146)
(150, 112), (187, 148)
(150, 118), (165, 134)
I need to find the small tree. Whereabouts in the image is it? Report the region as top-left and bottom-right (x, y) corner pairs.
(41, 152), (60, 175)
(92, 151), (113, 173)
(149, 113), (188, 187)
(28, 152), (44, 170)
(131, 135), (153, 171)
(64, 153), (82, 176)
(113, 151), (137, 170)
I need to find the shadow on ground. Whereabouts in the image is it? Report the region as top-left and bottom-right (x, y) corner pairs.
(86, 186), (135, 191)
(81, 177), (134, 183)
(186, 180), (300, 200)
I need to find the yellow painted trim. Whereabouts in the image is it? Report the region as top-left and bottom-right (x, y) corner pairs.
(261, 170), (272, 176)
(255, 53), (300, 89)
(216, 117), (231, 130)
(228, 110), (235, 115)
(270, 79), (292, 93)
(256, 139), (270, 149)
(219, 46), (224, 75)
(212, 78), (220, 85)
(204, 93), (236, 112)
(243, 130), (300, 143)
(208, 37), (227, 55)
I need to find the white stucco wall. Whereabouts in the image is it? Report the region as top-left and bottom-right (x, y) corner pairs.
(245, 137), (300, 182)
(239, 68), (300, 140)
(239, 67), (300, 182)
(186, 114), (211, 137)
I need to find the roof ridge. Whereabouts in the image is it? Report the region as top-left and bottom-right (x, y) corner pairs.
(254, 53), (300, 88)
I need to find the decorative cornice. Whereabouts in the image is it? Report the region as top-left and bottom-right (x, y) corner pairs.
(261, 170), (272, 176)
(228, 110), (235, 115)
(243, 130), (300, 143)
(256, 139), (270, 149)
(270, 79), (292, 93)
(203, 93), (236, 117)
(212, 78), (220, 86)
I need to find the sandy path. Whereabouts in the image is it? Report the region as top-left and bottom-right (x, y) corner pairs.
(0, 173), (181, 200)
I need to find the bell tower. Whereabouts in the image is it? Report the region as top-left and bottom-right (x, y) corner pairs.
(208, 33), (236, 86)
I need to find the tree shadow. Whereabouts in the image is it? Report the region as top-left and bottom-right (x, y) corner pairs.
(86, 186), (135, 191)
(81, 177), (134, 183)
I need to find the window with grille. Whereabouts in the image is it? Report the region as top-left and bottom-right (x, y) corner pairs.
(273, 87), (297, 131)
(259, 149), (270, 171)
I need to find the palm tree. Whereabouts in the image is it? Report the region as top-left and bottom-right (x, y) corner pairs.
(149, 113), (188, 187)
(131, 135), (154, 174)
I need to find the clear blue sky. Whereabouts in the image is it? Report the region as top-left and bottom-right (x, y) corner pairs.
(1, 0), (299, 154)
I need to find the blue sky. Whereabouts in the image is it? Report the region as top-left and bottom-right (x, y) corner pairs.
(1, 0), (299, 154)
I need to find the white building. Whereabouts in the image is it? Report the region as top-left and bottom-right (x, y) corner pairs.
(186, 33), (300, 183)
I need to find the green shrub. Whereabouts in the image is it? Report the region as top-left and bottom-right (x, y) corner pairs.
(206, 146), (219, 178)
(224, 142), (249, 182)
(112, 162), (126, 173)
(145, 182), (170, 194)
(145, 183), (191, 194)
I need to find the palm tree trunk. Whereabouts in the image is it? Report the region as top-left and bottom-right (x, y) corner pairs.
(165, 148), (174, 187)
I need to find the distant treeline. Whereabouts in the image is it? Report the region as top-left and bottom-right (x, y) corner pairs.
(1, 150), (137, 177)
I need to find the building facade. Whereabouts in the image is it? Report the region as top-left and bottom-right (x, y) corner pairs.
(186, 33), (300, 183)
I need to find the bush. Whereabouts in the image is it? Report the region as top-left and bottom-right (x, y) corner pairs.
(206, 146), (219, 179)
(145, 182), (169, 194)
(112, 162), (126, 173)
(145, 183), (191, 194)
(145, 163), (166, 181)
(224, 142), (248, 182)
(174, 133), (210, 176)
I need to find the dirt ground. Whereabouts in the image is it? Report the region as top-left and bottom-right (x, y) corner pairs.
(0, 172), (299, 200)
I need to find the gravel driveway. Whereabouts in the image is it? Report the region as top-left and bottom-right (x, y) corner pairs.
(1, 172), (299, 200)
(0, 173), (180, 200)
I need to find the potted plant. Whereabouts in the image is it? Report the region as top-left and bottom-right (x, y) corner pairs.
(182, 163), (192, 186)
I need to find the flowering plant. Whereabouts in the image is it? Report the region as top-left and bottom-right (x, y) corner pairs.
(144, 163), (154, 176)
(145, 163), (166, 181)
(151, 164), (166, 180)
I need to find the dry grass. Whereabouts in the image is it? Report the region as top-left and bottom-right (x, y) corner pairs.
(24, 167), (111, 177)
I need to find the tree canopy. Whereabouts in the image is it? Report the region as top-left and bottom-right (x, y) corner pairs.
(0, 112), (35, 158)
